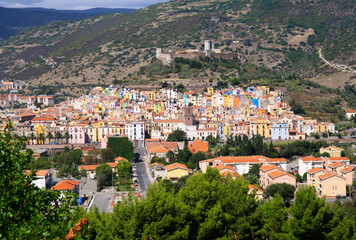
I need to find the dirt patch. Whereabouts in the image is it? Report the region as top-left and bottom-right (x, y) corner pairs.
(310, 72), (356, 89)
(287, 28), (314, 45)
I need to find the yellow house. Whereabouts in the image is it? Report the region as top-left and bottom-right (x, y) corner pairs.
(207, 122), (217, 128)
(124, 92), (130, 100)
(34, 124), (46, 144)
(243, 106), (250, 116)
(166, 163), (189, 181)
(93, 122), (106, 142)
(253, 118), (270, 138)
(320, 146), (343, 158)
(223, 96), (230, 108)
(154, 103), (161, 113)
(315, 123), (329, 133)
(149, 91), (155, 100)
(160, 101), (167, 111)
(207, 87), (214, 96)
(224, 124), (231, 137)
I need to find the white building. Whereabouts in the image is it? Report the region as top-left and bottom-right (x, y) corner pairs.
(298, 156), (324, 176)
(271, 123), (289, 140)
(125, 122), (145, 141)
(26, 169), (53, 189)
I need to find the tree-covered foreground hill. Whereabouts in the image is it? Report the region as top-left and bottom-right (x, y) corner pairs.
(1, 123), (356, 239)
(84, 168), (356, 240)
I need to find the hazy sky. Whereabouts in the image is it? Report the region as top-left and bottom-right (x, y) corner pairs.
(0, 0), (169, 10)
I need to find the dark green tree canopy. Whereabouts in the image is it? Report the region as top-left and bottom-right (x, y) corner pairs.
(265, 183), (296, 203)
(107, 137), (134, 161)
(0, 123), (81, 239)
(166, 130), (187, 142)
(96, 163), (113, 191)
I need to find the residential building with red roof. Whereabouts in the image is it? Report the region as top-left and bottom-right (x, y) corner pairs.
(188, 139), (209, 154)
(318, 173), (346, 197)
(51, 179), (79, 194)
(165, 163), (189, 180)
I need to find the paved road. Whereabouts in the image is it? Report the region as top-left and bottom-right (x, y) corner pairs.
(286, 159), (299, 172)
(134, 140), (153, 194)
(91, 191), (116, 213)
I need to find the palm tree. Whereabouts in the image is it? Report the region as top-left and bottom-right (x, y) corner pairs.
(63, 132), (70, 144)
(30, 133), (35, 145)
(47, 132), (53, 144)
(55, 132), (62, 144)
(39, 133), (45, 145)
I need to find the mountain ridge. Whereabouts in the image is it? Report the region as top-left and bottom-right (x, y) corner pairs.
(0, 6), (136, 39)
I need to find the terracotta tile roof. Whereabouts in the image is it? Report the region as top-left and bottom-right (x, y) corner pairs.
(265, 158), (286, 163)
(300, 156), (323, 162)
(148, 144), (169, 154)
(319, 173), (337, 180)
(35, 169), (50, 177)
(107, 162), (118, 168)
(268, 170), (295, 179)
(209, 155), (268, 164)
(307, 167), (324, 174)
(329, 162), (344, 168)
(115, 156), (128, 162)
(248, 184), (263, 192)
(341, 166), (355, 173)
(328, 157), (350, 161)
(51, 179), (79, 191)
(161, 141), (179, 150)
(260, 165), (283, 173)
(79, 165), (99, 171)
(188, 139), (209, 153)
(166, 163), (188, 171)
(214, 165), (237, 172)
(149, 162), (165, 167)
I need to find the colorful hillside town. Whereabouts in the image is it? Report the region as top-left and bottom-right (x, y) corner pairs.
(2, 85), (354, 200)
(1, 85), (337, 144)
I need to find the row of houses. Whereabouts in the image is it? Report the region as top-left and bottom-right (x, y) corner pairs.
(2, 86), (340, 146)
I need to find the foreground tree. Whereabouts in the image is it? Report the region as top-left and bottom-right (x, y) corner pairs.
(96, 163), (113, 191)
(86, 167), (259, 239)
(265, 183), (296, 204)
(0, 123), (81, 239)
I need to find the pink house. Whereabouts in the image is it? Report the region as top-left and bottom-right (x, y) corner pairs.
(259, 164), (296, 189)
(324, 157), (350, 171)
(69, 126), (85, 144)
(340, 166), (355, 186)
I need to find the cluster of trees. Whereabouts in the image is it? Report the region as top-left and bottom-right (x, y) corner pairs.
(107, 137), (134, 161)
(54, 148), (82, 178)
(166, 130), (188, 142)
(116, 160), (133, 191)
(83, 148), (115, 165)
(218, 135), (280, 158)
(25, 156), (52, 170)
(96, 163), (113, 191)
(0, 124), (82, 239)
(85, 168), (356, 239)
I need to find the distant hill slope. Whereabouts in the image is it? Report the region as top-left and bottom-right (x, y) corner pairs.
(0, 0), (355, 88)
(0, 7), (136, 39)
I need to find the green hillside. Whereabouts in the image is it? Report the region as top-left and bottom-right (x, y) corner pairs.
(0, 0), (355, 121)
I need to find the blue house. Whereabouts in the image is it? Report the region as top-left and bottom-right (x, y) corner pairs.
(252, 98), (259, 108)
